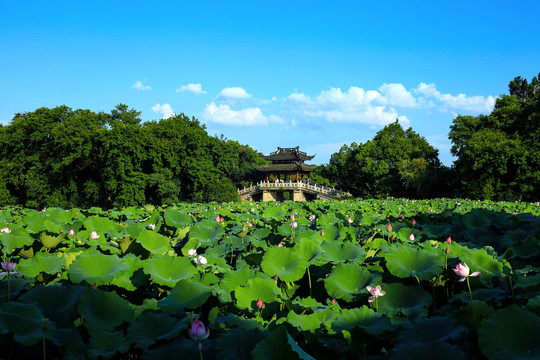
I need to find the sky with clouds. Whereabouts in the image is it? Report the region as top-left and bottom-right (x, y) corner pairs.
(1, 1), (539, 166)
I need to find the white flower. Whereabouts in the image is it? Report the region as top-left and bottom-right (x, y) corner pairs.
(188, 249), (197, 257)
(148, 223), (156, 230)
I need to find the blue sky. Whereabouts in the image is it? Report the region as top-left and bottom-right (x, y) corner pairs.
(2, 1), (539, 166)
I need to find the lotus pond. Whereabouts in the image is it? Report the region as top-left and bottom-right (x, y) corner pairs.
(0, 198), (539, 359)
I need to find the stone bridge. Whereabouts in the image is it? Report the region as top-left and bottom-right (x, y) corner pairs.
(238, 181), (351, 202)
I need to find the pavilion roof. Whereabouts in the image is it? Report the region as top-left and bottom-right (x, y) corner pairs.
(262, 146), (315, 162)
(254, 163), (317, 172)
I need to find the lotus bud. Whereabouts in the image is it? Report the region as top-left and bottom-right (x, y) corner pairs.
(446, 246), (450, 254)
(277, 242), (283, 247)
(189, 319), (210, 342)
(290, 221), (297, 229)
(409, 233), (415, 241)
(257, 298), (264, 309)
(69, 229), (75, 236)
(90, 231), (100, 239)
(331, 298), (336, 305)
(321, 230), (325, 236)
(447, 236), (452, 244)
(412, 219), (416, 226)
(386, 222), (392, 232)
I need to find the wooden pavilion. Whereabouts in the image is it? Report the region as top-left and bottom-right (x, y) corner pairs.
(254, 146), (316, 184)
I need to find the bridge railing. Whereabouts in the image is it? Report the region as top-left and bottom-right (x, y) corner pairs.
(238, 181), (351, 198)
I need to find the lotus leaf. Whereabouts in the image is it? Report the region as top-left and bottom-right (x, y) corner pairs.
(17, 252), (66, 278)
(40, 231), (65, 249)
(142, 255), (197, 287)
(234, 277), (281, 309)
(377, 282), (432, 317)
(215, 328), (268, 360)
(68, 251), (130, 286)
(261, 247), (308, 283)
(286, 310), (323, 332)
(87, 331), (130, 360)
(163, 209), (192, 228)
(252, 326), (316, 360)
(1, 229), (34, 254)
(478, 305), (540, 359)
(219, 266), (256, 303)
(324, 263), (377, 302)
(319, 241), (365, 264)
(332, 306), (391, 335)
(189, 222), (224, 244)
(385, 244), (444, 281)
(390, 342), (468, 360)
(0, 301), (57, 346)
(127, 312), (189, 350)
(136, 230), (172, 255)
(159, 279), (212, 313)
(77, 288), (134, 335)
(395, 317), (466, 344)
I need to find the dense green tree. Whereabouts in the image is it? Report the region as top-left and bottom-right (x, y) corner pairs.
(321, 121), (444, 198)
(0, 104), (265, 208)
(449, 73), (540, 201)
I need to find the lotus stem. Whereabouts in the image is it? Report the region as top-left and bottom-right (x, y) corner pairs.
(466, 277), (477, 324)
(7, 274), (10, 302)
(307, 267), (312, 298)
(508, 276), (516, 304)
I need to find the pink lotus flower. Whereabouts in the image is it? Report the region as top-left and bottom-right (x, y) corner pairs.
(412, 219), (416, 226)
(148, 223), (156, 230)
(366, 285), (386, 303)
(1, 262), (17, 272)
(0, 227), (11, 234)
(290, 221), (297, 228)
(290, 214), (295, 221)
(347, 217), (353, 224)
(277, 242), (283, 247)
(453, 262), (480, 282)
(256, 298), (265, 309)
(69, 229), (76, 236)
(216, 215), (224, 222)
(409, 233), (415, 241)
(189, 319), (210, 341)
(447, 236), (452, 244)
(90, 231), (100, 239)
(321, 230), (325, 236)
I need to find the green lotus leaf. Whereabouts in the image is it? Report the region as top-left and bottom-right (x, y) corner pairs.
(0, 279), (29, 302)
(87, 331), (130, 360)
(291, 296), (324, 310)
(396, 317), (467, 344)
(1, 229), (34, 254)
(109, 254), (143, 291)
(141, 337), (210, 359)
(17, 285), (84, 327)
(219, 265), (256, 303)
(377, 282), (432, 317)
(0, 301), (57, 346)
(39, 231), (66, 249)
(142, 255), (197, 287)
(252, 325), (316, 360)
(84, 216), (121, 233)
(21, 212), (44, 233)
(216, 313), (264, 330)
(136, 230), (172, 255)
(319, 241), (365, 264)
(189, 222), (224, 244)
(454, 247), (504, 279)
(262, 207), (286, 220)
(163, 209), (192, 228)
(390, 342), (468, 360)
(215, 328), (268, 360)
(450, 288), (505, 304)
(332, 306), (391, 335)
(453, 300), (494, 328)
(159, 279), (212, 313)
(526, 296), (540, 316)
(320, 224), (353, 242)
(261, 247), (308, 283)
(56, 327), (87, 358)
(478, 305), (540, 359)
(17, 252), (66, 278)
(324, 263), (377, 302)
(68, 251), (130, 286)
(174, 225), (191, 243)
(423, 224), (451, 238)
(294, 238), (323, 263)
(277, 223), (293, 237)
(462, 209), (492, 229)
(317, 214), (339, 228)
(385, 244), (445, 281)
(286, 310), (323, 333)
(234, 277), (281, 309)
(77, 288), (134, 335)
(358, 215), (382, 226)
(127, 312), (189, 350)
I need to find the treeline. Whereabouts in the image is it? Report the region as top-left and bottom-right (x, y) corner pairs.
(0, 105), (266, 208)
(314, 73), (540, 201)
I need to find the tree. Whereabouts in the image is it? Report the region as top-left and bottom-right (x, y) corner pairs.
(323, 121), (444, 198)
(449, 73), (540, 201)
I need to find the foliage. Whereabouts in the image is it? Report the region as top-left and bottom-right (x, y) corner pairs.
(449, 73), (540, 201)
(319, 121), (447, 198)
(0, 105), (264, 208)
(0, 198), (539, 358)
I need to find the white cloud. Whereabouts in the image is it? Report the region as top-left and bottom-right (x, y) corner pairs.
(414, 83), (495, 114)
(218, 87), (251, 99)
(176, 83), (207, 95)
(202, 102), (283, 126)
(152, 103), (174, 119)
(286, 86), (407, 127)
(377, 83), (417, 107)
(131, 81), (152, 91)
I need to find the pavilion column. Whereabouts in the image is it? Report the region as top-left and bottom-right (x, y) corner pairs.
(296, 172), (299, 182)
(266, 173), (269, 183)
